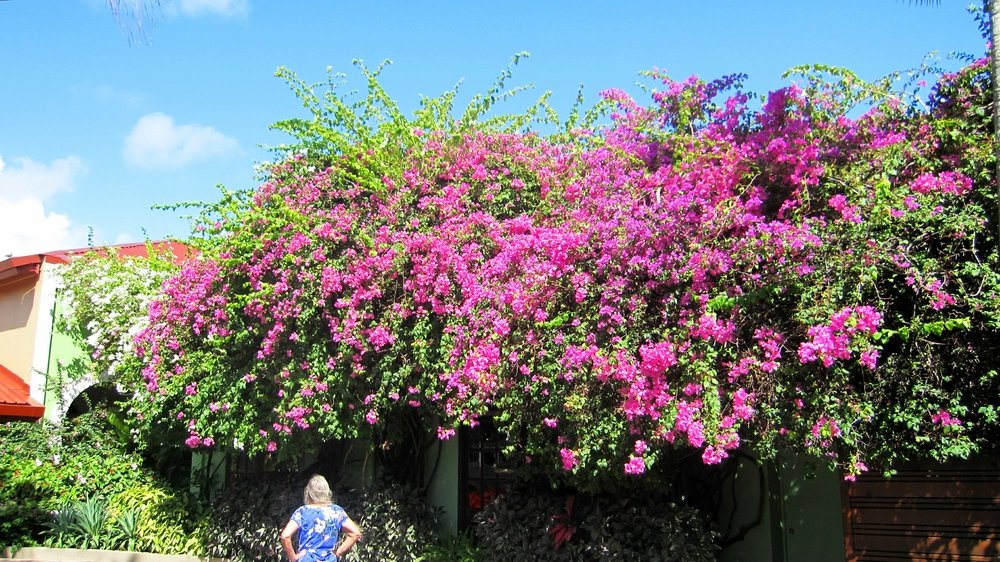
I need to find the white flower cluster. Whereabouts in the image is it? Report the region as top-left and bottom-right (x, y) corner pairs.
(57, 251), (179, 382)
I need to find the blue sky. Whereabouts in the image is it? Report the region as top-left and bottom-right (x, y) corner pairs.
(0, 0), (986, 256)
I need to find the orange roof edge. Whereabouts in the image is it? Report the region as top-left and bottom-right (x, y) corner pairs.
(0, 363), (44, 422)
(0, 254), (44, 275)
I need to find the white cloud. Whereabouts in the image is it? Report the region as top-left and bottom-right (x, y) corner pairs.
(0, 154), (88, 257)
(0, 199), (81, 258)
(0, 154), (85, 202)
(69, 83), (143, 107)
(169, 0), (248, 17)
(123, 112), (239, 169)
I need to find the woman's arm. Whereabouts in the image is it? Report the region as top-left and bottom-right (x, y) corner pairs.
(280, 519), (300, 561)
(334, 518), (362, 559)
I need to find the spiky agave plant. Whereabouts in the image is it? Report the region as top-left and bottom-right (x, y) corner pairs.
(70, 496), (110, 550)
(43, 503), (80, 549)
(110, 507), (142, 551)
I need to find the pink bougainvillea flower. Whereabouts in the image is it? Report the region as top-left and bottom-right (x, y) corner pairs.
(624, 456), (646, 474)
(560, 448), (578, 471)
(931, 409), (961, 426)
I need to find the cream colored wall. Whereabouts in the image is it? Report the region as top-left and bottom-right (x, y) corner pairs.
(31, 262), (61, 405)
(0, 276), (41, 385)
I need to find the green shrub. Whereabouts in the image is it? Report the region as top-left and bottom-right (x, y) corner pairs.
(474, 491), (573, 562)
(109, 505), (141, 552)
(206, 472), (305, 562)
(67, 496), (110, 549)
(344, 481), (442, 562)
(580, 500), (718, 561)
(114, 484), (208, 555)
(0, 459), (52, 548)
(42, 503), (78, 548)
(0, 416), (149, 549)
(475, 489), (719, 562)
(416, 531), (481, 562)
(0, 415), (204, 554)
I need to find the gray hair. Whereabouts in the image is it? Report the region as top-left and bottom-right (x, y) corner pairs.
(303, 474), (333, 505)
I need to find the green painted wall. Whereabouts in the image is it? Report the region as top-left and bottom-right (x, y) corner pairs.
(336, 435), (459, 536)
(719, 456), (845, 562)
(190, 450), (227, 502)
(44, 297), (89, 418)
(424, 436), (459, 536)
(778, 460), (846, 562)
(718, 457), (777, 562)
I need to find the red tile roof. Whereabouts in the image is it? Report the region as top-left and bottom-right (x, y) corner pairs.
(39, 240), (192, 264)
(0, 241), (193, 287)
(0, 362), (44, 422)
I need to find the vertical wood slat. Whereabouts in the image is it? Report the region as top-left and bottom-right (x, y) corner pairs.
(844, 467), (858, 562)
(841, 460), (1000, 561)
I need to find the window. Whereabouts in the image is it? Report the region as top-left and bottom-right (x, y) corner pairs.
(458, 416), (513, 530)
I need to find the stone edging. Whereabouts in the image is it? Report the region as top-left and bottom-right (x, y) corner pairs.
(3, 547), (227, 562)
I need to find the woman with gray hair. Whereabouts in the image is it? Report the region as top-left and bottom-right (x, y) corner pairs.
(280, 475), (362, 562)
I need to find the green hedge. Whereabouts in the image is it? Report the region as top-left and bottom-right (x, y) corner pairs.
(0, 414), (205, 554)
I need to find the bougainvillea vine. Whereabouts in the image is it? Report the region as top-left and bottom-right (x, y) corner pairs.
(88, 54), (1000, 487)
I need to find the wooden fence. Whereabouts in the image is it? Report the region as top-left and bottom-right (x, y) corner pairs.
(842, 460), (1000, 561)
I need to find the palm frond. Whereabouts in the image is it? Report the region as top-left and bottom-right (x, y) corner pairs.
(107, 0), (161, 44)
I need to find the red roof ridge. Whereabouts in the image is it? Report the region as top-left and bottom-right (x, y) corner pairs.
(0, 240), (193, 276)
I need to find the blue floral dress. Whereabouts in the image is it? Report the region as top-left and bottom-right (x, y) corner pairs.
(290, 504), (348, 562)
